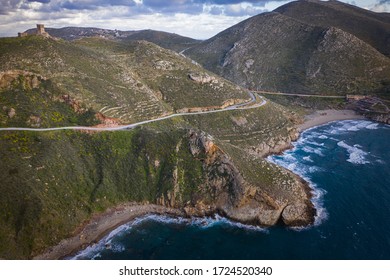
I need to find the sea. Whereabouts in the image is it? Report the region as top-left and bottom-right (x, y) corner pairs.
(72, 120), (390, 260)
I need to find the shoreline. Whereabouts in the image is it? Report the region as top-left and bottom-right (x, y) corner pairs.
(34, 203), (184, 260)
(35, 110), (367, 260)
(298, 109), (366, 132)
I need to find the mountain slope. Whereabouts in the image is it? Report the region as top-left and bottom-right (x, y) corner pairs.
(0, 35), (247, 126)
(275, 0), (390, 56)
(185, 0), (390, 95)
(123, 30), (201, 53)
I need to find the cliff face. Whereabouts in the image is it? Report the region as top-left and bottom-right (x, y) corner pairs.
(181, 130), (314, 227)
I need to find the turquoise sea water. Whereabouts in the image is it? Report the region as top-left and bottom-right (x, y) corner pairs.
(73, 120), (390, 260)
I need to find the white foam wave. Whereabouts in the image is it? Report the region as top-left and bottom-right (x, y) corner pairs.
(311, 187), (328, 226)
(303, 156), (313, 162)
(366, 123), (379, 130)
(71, 213), (268, 259)
(324, 120), (381, 135)
(337, 141), (369, 164)
(269, 156), (328, 227)
(301, 146), (324, 156)
(140, 214), (269, 233)
(270, 119), (385, 228)
(283, 153), (297, 162)
(305, 141), (325, 147)
(191, 214), (269, 232)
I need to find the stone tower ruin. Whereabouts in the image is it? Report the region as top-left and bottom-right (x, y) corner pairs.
(36, 24), (45, 35)
(17, 24), (50, 38)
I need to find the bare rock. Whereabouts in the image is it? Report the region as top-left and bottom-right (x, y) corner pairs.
(188, 72), (216, 84)
(0, 70), (45, 90)
(154, 60), (175, 71)
(222, 205), (282, 226)
(27, 115), (42, 128)
(7, 108), (16, 118)
(281, 203), (315, 227)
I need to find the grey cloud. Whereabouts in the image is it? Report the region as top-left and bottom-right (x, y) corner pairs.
(61, 0), (136, 10)
(194, 0), (272, 5)
(142, 0), (203, 14)
(0, 0), (272, 18)
(371, 0), (390, 12)
(27, 0), (50, 3)
(209, 5), (223, 15)
(0, 0), (23, 14)
(142, 0), (268, 15)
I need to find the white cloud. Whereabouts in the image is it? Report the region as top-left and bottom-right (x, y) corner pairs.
(370, 2), (390, 12)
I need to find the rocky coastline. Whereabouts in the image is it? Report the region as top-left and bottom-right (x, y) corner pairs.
(34, 109), (384, 260)
(35, 126), (318, 260)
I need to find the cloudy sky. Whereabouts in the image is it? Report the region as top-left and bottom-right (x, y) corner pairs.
(0, 0), (389, 39)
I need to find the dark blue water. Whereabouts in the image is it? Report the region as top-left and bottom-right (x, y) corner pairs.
(73, 120), (390, 260)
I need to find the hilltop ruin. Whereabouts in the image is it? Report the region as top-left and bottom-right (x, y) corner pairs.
(18, 24), (50, 38)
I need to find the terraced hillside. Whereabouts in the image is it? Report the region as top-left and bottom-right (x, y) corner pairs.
(0, 35), (247, 126)
(184, 0), (390, 95)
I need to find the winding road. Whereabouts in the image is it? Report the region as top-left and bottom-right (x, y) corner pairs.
(251, 90), (345, 99)
(0, 92), (266, 132)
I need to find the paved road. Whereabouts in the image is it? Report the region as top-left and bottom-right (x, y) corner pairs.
(251, 90), (345, 99)
(0, 93), (265, 132)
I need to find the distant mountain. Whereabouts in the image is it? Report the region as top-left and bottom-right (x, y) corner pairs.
(185, 0), (390, 95)
(25, 26), (200, 52)
(25, 26), (135, 40)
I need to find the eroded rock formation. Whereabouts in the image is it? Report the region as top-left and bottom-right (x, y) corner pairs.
(159, 130), (315, 227)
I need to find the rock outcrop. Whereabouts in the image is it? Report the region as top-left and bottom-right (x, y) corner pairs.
(249, 126), (300, 158)
(0, 70), (45, 90)
(347, 96), (390, 125)
(173, 130), (315, 227)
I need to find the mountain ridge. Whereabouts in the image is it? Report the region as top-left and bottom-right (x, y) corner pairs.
(275, 0), (390, 56)
(25, 26), (201, 53)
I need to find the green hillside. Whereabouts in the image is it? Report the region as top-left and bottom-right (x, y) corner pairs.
(0, 35), (248, 125)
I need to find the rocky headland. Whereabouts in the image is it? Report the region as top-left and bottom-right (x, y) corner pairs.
(34, 129), (315, 260)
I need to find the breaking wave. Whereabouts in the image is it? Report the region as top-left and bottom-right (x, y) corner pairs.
(71, 214), (268, 260)
(337, 140), (369, 165)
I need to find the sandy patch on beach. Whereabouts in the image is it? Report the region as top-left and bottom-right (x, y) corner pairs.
(299, 110), (365, 131)
(34, 203), (184, 260)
